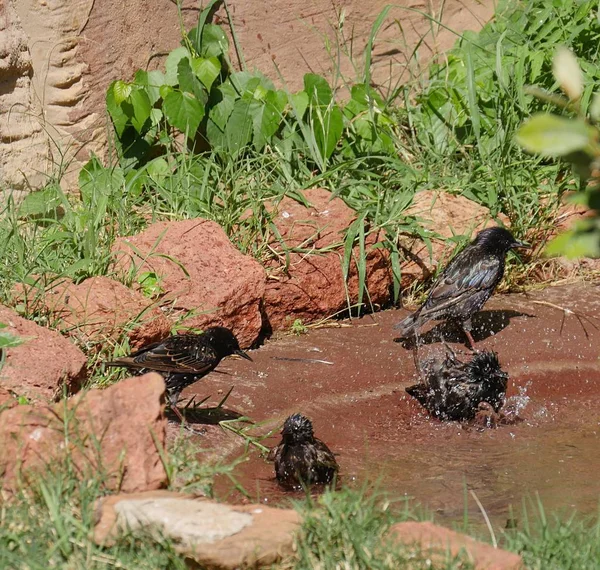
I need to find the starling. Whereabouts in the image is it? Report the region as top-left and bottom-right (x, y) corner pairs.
(406, 348), (508, 422)
(268, 413), (339, 490)
(105, 326), (251, 422)
(394, 227), (528, 348)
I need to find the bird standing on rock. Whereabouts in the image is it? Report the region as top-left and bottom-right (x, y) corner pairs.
(406, 348), (509, 422)
(105, 326), (251, 423)
(394, 227), (528, 349)
(268, 413), (339, 490)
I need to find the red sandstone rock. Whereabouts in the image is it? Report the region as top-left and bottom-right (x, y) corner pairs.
(263, 188), (392, 331)
(399, 190), (510, 287)
(0, 387), (17, 409)
(388, 521), (523, 569)
(0, 304), (87, 402)
(112, 219), (266, 348)
(94, 490), (301, 569)
(20, 276), (172, 351)
(0, 373), (167, 493)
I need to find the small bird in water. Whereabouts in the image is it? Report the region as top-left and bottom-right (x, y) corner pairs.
(268, 413), (339, 490)
(406, 348), (508, 422)
(105, 326), (251, 423)
(394, 227), (528, 349)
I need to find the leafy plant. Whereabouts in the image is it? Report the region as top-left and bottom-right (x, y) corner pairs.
(516, 46), (600, 258)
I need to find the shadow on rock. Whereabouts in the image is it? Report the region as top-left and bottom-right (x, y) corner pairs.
(395, 309), (533, 349)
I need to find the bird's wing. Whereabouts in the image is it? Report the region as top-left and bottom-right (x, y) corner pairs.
(267, 444), (282, 462)
(420, 255), (501, 316)
(313, 439), (340, 471)
(131, 335), (218, 374)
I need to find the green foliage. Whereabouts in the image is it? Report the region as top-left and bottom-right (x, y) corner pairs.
(400, 0), (600, 237)
(291, 319), (309, 336)
(516, 45), (600, 258)
(105, 1), (398, 177)
(503, 499), (600, 569)
(415, 0), (600, 159)
(0, 158), (145, 300)
(0, 424), (232, 569)
(292, 487), (469, 569)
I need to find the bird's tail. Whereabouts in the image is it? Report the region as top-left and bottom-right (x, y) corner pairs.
(393, 310), (421, 337)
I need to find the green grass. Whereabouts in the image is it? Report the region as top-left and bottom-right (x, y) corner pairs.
(504, 505), (600, 570)
(2, 0), (591, 329)
(289, 486), (470, 570)
(3, 444), (600, 570)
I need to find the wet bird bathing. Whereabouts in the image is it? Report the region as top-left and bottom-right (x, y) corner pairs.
(181, 283), (600, 526)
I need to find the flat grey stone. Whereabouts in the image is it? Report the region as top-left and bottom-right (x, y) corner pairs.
(114, 498), (253, 547)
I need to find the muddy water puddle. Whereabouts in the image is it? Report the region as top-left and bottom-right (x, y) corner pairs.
(184, 283), (600, 524)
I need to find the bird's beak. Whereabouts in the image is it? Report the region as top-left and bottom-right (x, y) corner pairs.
(512, 240), (530, 249)
(235, 349), (253, 362)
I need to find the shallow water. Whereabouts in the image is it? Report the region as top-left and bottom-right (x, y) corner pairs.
(180, 283), (600, 525)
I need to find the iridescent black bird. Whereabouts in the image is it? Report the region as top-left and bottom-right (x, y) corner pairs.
(105, 326), (251, 422)
(394, 227), (528, 348)
(406, 348), (508, 422)
(268, 413), (339, 490)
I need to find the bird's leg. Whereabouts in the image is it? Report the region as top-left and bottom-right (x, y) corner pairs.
(170, 404), (186, 423)
(464, 329), (477, 351)
(461, 318), (477, 351)
(168, 390), (205, 436)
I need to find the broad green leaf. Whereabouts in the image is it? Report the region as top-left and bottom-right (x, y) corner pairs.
(177, 57), (207, 104)
(149, 108), (163, 126)
(230, 71), (275, 96)
(124, 168), (148, 198)
(250, 90), (286, 150)
(129, 88), (152, 133)
(106, 83), (129, 137)
(311, 104), (344, 160)
(196, 0), (221, 36)
(79, 156), (125, 204)
(291, 91), (309, 119)
(516, 113), (596, 156)
(224, 98), (253, 154)
(18, 185), (63, 218)
(304, 73), (333, 105)
(252, 84), (269, 101)
(134, 69), (164, 106)
(159, 84), (173, 100)
(188, 24), (229, 58)
(146, 157), (171, 185)
(206, 82), (237, 147)
(165, 47), (191, 86)
(163, 90), (205, 136)
(112, 80), (132, 105)
(192, 56), (221, 91)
